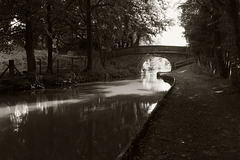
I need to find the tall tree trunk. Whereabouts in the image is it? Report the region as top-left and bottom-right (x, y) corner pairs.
(46, 0), (53, 74)
(229, 0), (240, 59)
(25, 0), (36, 74)
(95, 26), (107, 68)
(129, 33), (134, 47)
(213, 15), (229, 78)
(86, 0), (92, 71)
(228, 0), (240, 87)
(134, 33), (141, 46)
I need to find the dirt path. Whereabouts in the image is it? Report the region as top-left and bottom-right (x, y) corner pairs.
(123, 64), (240, 160)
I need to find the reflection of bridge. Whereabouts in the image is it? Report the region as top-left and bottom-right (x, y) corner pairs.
(113, 45), (194, 69)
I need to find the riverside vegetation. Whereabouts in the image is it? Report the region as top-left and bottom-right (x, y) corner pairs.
(0, 48), (141, 92)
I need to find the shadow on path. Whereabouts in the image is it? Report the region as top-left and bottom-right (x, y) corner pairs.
(122, 64), (240, 160)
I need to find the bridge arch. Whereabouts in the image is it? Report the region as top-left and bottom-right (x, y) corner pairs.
(113, 45), (192, 68)
(138, 55), (172, 74)
(110, 45), (192, 75)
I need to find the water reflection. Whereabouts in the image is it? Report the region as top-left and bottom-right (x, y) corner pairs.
(10, 102), (28, 132)
(142, 72), (171, 92)
(0, 76), (170, 160)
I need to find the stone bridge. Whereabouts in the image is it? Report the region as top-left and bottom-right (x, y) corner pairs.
(112, 45), (193, 68)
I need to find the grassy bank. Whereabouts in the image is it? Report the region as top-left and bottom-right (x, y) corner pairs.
(0, 48), (141, 92)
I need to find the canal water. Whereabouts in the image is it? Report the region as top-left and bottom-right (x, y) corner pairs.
(0, 73), (171, 160)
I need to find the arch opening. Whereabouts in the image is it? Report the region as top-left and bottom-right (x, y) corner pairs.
(141, 57), (172, 76)
(140, 56), (172, 92)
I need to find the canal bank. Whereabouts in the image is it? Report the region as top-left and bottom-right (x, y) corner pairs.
(122, 64), (240, 160)
(0, 74), (171, 159)
(116, 74), (176, 160)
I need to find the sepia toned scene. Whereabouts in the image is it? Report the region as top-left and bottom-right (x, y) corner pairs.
(1, 0), (240, 160)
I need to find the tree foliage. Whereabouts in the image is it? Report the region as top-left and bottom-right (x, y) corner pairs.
(93, 0), (170, 49)
(180, 0), (240, 80)
(0, 0), (171, 72)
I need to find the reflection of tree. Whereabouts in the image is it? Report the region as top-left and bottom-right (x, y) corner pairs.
(0, 90), (162, 160)
(10, 102), (29, 132)
(142, 72), (171, 92)
(36, 95), (49, 114)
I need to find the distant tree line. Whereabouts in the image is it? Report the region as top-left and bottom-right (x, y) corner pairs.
(180, 0), (240, 86)
(0, 0), (171, 74)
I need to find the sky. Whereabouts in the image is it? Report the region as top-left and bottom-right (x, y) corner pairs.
(152, 0), (187, 46)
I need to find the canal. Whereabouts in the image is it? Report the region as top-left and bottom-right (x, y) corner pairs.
(0, 73), (171, 160)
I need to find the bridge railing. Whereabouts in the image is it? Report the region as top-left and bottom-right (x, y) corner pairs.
(173, 58), (195, 69)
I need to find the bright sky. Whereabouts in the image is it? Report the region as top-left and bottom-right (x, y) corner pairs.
(152, 0), (187, 46)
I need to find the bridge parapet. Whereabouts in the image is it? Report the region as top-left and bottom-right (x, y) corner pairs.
(113, 45), (188, 57)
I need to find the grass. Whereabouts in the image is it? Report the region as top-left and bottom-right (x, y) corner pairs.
(0, 48), (86, 75)
(0, 47), (141, 85)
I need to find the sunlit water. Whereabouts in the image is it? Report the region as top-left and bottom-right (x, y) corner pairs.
(0, 74), (171, 160)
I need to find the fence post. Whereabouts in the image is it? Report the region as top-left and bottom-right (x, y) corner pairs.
(9, 60), (14, 76)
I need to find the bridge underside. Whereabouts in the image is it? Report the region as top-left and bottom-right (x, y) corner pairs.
(110, 53), (192, 74)
(143, 53), (191, 65)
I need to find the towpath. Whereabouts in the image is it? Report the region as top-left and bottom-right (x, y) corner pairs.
(123, 64), (240, 160)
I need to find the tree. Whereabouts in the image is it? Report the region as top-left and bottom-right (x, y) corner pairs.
(0, 0), (22, 52)
(86, 0), (93, 71)
(46, 0), (54, 73)
(0, 0), (41, 74)
(91, 0), (171, 67)
(0, 0), (171, 73)
(93, 0), (170, 48)
(25, 0), (36, 74)
(180, 0), (240, 78)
